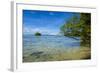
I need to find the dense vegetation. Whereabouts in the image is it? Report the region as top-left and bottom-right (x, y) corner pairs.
(35, 32), (41, 36)
(60, 13), (91, 47)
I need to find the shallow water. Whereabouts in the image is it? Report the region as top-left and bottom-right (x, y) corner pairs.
(23, 35), (80, 48)
(23, 34), (80, 55)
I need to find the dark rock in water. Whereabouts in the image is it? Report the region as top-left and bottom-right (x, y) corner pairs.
(35, 32), (41, 36)
(23, 56), (25, 59)
(30, 51), (43, 56)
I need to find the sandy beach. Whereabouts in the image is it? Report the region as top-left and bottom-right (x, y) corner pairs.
(23, 46), (91, 62)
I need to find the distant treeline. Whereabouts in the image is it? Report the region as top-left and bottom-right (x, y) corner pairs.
(60, 13), (91, 47)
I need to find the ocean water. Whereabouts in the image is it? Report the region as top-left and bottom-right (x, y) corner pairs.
(23, 34), (80, 56)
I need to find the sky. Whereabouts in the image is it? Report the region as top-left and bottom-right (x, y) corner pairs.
(23, 10), (78, 35)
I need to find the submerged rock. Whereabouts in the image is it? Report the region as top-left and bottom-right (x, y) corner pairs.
(30, 51), (43, 56)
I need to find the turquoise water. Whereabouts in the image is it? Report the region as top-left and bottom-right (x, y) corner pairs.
(23, 34), (91, 62)
(23, 34), (80, 53)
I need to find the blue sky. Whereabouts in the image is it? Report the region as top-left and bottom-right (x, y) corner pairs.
(23, 10), (78, 35)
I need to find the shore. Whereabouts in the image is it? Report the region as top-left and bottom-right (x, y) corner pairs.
(23, 46), (91, 62)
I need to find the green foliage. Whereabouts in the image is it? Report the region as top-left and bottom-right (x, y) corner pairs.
(60, 13), (91, 47)
(35, 32), (41, 36)
(80, 13), (91, 46)
(60, 14), (81, 36)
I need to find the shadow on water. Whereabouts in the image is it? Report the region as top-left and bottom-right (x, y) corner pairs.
(30, 51), (43, 56)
